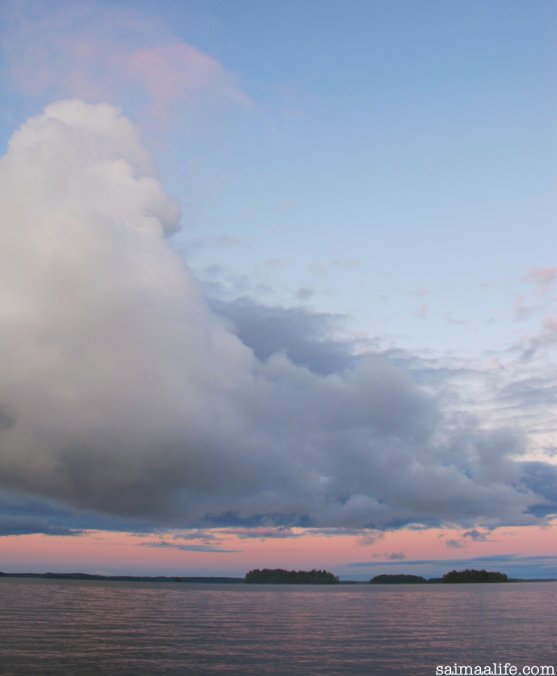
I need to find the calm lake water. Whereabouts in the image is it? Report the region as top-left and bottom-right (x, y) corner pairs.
(0, 578), (555, 675)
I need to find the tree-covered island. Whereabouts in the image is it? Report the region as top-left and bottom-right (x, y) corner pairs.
(245, 568), (339, 584)
(442, 569), (509, 583)
(370, 574), (427, 584)
(369, 570), (510, 584)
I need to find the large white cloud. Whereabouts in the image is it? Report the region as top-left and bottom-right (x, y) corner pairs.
(0, 100), (550, 530)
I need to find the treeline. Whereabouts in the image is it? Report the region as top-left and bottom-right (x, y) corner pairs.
(370, 574), (427, 584)
(245, 568), (339, 584)
(0, 572), (243, 583)
(442, 569), (509, 583)
(370, 569), (510, 584)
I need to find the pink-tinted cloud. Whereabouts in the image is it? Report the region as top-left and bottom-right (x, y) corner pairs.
(119, 44), (250, 121)
(543, 315), (557, 334)
(523, 267), (557, 293)
(414, 303), (428, 319)
(1, 0), (249, 125)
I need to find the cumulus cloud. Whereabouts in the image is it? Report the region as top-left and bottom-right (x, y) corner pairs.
(0, 99), (256, 520)
(1, 100), (556, 534)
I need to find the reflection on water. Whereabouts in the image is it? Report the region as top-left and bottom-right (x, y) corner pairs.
(0, 579), (555, 675)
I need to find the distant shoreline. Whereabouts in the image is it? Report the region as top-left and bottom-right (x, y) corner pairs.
(1, 572), (556, 584)
(0, 572), (243, 583)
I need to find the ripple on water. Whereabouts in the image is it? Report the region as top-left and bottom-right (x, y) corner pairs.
(0, 579), (555, 675)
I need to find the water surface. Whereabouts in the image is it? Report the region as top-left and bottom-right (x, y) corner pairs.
(0, 578), (555, 675)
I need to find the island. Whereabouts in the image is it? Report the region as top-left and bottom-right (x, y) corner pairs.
(442, 569), (509, 583)
(368, 569), (511, 584)
(370, 574), (427, 584)
(245, 568), (339, 584)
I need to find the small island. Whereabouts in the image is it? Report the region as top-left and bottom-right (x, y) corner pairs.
(369, 569), (510, 584)
(245, 568), (339, 584)
(442, 569), (509, 583)
(370, 574), (427, 584)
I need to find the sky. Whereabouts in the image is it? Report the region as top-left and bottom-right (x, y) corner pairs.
(0, 0), (556, 580)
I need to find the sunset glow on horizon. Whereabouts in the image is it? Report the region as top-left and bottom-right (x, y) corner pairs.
(2, 520), (556, 581)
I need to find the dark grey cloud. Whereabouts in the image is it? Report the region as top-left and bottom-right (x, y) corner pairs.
(0, 515), (81, 537)
(0, 494), (164, 534)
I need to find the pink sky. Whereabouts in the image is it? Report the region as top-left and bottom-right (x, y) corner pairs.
(2, 521), (555, 580)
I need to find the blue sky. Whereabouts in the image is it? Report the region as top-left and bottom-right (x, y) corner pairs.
(0, 0), (555, 576)
(161, 0), (556, 353)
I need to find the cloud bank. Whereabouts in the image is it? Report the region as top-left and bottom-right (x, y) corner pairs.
(0, 100), (555, 533)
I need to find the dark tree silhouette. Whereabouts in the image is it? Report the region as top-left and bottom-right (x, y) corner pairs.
(442, 569), (509, 583)
(245, 568), (339, 584)
(370, 574), (427, 584)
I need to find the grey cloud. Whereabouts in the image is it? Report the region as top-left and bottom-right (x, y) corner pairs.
(499, 376), (557, 408)
(358, 531), (385, 546)
(0, 408), (14, 431)
(520, 462), (557, 510)
(295, 286), (314, 301)
(209, 296), (355, 375)
(141, 540), (239, 553)
(518, 317), (557, 362)
(224, 527), (300, 540)
(0, 515), (82, 537)
(0, 101), (556, 536)
(0, 493), (163, 534)
(171, 530), (220, 542)
(296, 527), (383, 541)
(387, 552), (405, 560)
(463, 529), (492, 542)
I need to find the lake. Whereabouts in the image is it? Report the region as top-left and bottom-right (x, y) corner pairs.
(0, 578), (555, 675)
